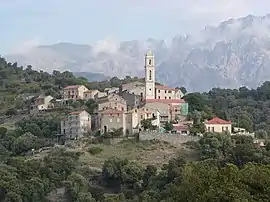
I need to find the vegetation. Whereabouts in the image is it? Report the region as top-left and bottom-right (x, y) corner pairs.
(184, 83), (270, 137)
(2, 56), (270, 201)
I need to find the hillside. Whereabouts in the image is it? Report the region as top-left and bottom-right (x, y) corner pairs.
(6, 14), (270, 91)
(2, 56), (270, 201)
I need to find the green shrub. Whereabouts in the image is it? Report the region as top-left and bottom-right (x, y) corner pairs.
(88, 147), (103, 155)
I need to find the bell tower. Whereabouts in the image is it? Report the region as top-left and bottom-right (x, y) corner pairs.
(145, 50), (155, 100)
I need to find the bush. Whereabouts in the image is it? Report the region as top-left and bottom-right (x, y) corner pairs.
(88, 147), (103, 155)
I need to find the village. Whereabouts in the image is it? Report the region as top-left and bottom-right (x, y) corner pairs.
(28, 50), (260, 145)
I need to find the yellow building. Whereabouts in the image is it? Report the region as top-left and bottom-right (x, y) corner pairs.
(205, 117), (232, 134)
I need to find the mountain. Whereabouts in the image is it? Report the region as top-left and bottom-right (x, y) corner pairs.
(73, 72), (109, 82)
(5, 14), (270, 92)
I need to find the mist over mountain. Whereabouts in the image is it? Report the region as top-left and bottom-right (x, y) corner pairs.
(5, 14), (270, 92)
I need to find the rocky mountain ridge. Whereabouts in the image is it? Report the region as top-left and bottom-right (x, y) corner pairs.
(5, 14), (270, 92)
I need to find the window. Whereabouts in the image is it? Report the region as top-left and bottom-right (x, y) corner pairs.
(158, 96), (160, 99)
(165, 97), (167, 99)
(149, 88), (151, 91)
(141, 115), (144, 119)
(165, 90), (167, 93)
(149, 59), (152, 65)
(158, 90), (160, 93)
(168, 90), (172, 93)
(208, 127), (210, 132)
(226, 126), (229, 131)
(212, 127), (214, 132)
(109, 119), (112, 122)
(149, 70), (152, 80)
(169, 97), (171, 99)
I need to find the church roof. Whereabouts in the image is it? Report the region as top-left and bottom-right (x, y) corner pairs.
(155, 85), (178, 91)
(145, 99), (185, 104)
(206, 117), (232, 124)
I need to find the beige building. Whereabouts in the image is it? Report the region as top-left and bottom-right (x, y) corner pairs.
(125, 107), (160, 135)
(63, 85), (88, 100)
(155, 85), (183, 100)
(205, 117), (232, 134)
(98, 107), (160, 135)
(99, 109), (126, 134)
(83, 89), (99, 100)
(61, 110), (91, 139)
(97, 93), (127, 112)
(120, 81), (145, 95)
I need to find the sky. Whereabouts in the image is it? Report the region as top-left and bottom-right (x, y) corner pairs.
(1, 0), (269, 54)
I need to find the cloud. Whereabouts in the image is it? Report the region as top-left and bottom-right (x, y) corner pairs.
(11, 37), (42, 54)
(92, 36), (120, 54)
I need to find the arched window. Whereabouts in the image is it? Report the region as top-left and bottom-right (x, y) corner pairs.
(149, 70), (152, 80)
(149, 59), (152, 65)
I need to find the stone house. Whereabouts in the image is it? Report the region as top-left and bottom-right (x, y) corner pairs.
(121, 91), (143, 110)
(83, 90), (99, 100)
(205, 117), (232, 134)
(63, 85), (88, 100)
(125, 107), (160, 135)
(30, 95), (54, 113)
(99, 109), (126, 134)
(120, 81), (145, 96)
(61, 110), (91, 139)
(97, 94), (127, 112)
(155, 85), (183, 99)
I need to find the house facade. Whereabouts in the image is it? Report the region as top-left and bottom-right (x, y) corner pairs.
(35, 95), (54, 110)
(83, 90), (99, 100)
(205, 117), (232, 134)
(97, 94), (127, 112)
(63, 85), (88, 100)
(61, 110), (91, 139)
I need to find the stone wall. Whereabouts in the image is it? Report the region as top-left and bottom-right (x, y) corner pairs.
(139, 132), (200, 146)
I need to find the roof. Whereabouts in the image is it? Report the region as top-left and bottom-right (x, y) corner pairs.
(155, 85), (179, 91)
(145, 99), (185, 104)
(84, 89), (98, 93)
(100, 109), (124, 115)
(206, 117), (232, 124)
(63, 85), (83, 90)
(173, 124), (189, 131)
(69, 111), (83, 115)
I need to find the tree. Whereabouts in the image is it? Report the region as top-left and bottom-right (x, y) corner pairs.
(164, 121), (173, 132)
(85, 99), (98, 114)
(141, 119), (153, 131)
(12, 132), (39, 155)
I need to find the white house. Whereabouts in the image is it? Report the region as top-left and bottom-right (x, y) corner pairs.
(61, 110), (91, 139)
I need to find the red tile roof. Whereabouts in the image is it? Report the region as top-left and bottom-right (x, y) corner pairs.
(63, 85), (82, 89)
(145, 99), (185, 104)
(155, 85), (179, 91)
(69, 111), (83, 115)
(173, 124), (189, 131)
(100, 109), (124, 115)
(206, 117), (232, 124)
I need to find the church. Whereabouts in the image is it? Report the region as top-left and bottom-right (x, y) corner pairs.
(144, 49), (184, 101)
(142, 50), (188, 123)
